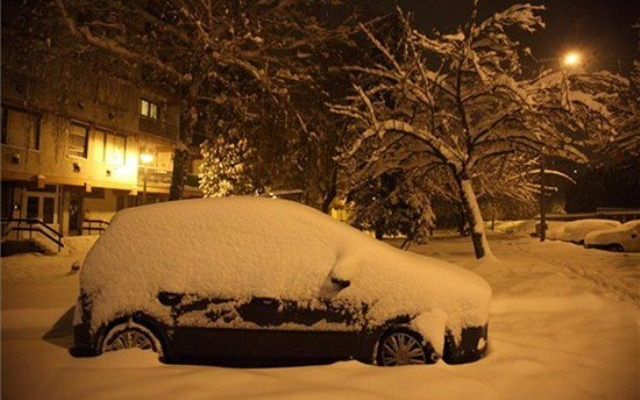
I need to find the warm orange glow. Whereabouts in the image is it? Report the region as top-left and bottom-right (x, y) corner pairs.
(139, 152), (154, 164)
(562, 51), (581, 67)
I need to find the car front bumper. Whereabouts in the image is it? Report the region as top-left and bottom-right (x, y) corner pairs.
(442, 324), (488, 364)
(70, 322), (98, 357)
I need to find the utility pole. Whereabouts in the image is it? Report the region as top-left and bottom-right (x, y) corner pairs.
(540, 151), (546, 242)
(142, 166), (148, 205)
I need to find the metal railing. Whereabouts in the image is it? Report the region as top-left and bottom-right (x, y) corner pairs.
(82, 219), (110, 235)
(1, 218), (65, 252)
(540, 209), (640, 223)
(137, 167), (200, 189)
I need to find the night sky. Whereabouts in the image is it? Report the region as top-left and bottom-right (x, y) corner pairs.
(379, 0), (639, 73)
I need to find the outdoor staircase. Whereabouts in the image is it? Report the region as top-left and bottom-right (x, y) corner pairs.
(1, 218), (65, 257)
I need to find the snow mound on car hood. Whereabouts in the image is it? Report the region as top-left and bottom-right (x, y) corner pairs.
(81, 197), (490, 344)
(560, 219), (621, 242)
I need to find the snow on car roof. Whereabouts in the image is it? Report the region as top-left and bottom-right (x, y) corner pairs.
(81, 197), (490, 344)
(560, 219), (621, 242)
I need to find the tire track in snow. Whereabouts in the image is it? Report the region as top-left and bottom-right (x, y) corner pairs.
(511, 241), (640, 306)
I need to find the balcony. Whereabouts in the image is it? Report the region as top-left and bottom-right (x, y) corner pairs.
(137, 166), (200, 191)
(138, 117), (178, 140)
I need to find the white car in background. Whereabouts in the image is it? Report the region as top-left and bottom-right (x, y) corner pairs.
(545, 222), (567, 240)
(584, 220), (640, 252)
(559, 219), (621, 244)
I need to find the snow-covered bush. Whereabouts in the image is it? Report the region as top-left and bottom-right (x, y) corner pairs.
(199, 134), (257, 198)
(347, 171), (435, 245)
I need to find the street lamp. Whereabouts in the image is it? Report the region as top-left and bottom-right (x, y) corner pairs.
(139, 151), (154, 205)
(536, 50), (585, 242)
(562, 51), (581, 68)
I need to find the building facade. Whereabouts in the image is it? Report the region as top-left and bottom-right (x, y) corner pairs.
(1, 52), (201, 245)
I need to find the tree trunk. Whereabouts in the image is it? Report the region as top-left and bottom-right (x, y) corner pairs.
(169, 148), (189, 200)
(457, 202), (467, 236)
(457, 178), (493, 259)
(321, 165), (338, 213)
(168, 100), (197, 201)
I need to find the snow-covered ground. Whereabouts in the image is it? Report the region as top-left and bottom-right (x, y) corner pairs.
(2, 233), (639, 400)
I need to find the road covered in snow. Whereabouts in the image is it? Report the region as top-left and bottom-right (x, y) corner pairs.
(2, 234), (639, 400)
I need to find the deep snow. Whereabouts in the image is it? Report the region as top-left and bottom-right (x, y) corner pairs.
(2, 231), (639, 400)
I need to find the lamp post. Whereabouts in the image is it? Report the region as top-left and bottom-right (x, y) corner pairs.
(538, 51), (582, 242)
(139, 151), (154, 205)
(539, 149), (546, 242)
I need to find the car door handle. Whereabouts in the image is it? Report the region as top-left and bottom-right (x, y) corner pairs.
(158, 291), (183, 306)
(254, 297), (276, 306)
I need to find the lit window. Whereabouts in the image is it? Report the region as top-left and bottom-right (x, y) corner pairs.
(92, 129), (106, 162)
(105, 132), (126, 165)
(141, 99), (149, 116)
(140, 99), (159, 120)
(68, 122), (89, 158)
(1, 105), (41, 150)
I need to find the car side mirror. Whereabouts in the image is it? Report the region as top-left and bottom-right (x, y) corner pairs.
(330, 276), (351, 289)
(158, 291), (183, 306)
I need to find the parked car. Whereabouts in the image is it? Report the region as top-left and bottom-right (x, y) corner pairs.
(584, 220), (640, 252)
(559, 219), (621, 244)
(72, 197), (491, 367)
(539, 221), (567, 240)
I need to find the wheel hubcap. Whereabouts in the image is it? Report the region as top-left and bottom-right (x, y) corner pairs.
(104, 329), (155, 352)
(380, 332), (427, 366)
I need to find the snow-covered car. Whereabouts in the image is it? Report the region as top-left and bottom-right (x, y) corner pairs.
(72, 198), (491, 367)
(540, 221), (567, 240)
(584, 220), (640, 252)
(558, 219), (621, 244)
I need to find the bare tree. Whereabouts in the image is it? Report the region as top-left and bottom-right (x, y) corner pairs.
(53, 0), (356, 200)
(331, 4), (620, 258)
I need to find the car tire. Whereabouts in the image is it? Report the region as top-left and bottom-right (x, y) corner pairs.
(376, 328), (438, 366)
(609, 244), (625, 252)
(100, 320), (164, 357)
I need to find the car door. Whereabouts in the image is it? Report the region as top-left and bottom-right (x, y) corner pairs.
(163, 293), (254, 362)
(164, 287), (365, 364)
(233, 289), (366, 363)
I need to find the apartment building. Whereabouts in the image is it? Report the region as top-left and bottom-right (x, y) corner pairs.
(1, 52), (201, 245)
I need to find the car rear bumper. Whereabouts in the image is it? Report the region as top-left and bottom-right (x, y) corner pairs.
(70, 322), (98, 357)
(442, 324), (488, 364)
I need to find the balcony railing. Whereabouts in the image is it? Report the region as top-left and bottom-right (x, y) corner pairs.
(1, 218), (64, 252)
(138, 117), (179, 140)
(138, 167), (200, 190)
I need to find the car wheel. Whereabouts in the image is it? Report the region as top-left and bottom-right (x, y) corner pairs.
(100, 320), (164, 357)
(376, 329), (437, 366)
(609, 244), (625, 252)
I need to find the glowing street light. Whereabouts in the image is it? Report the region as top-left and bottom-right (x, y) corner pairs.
(140, 152), (154, 165)
(139, 150), (154, 205)
(562, 51), (581, 68)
